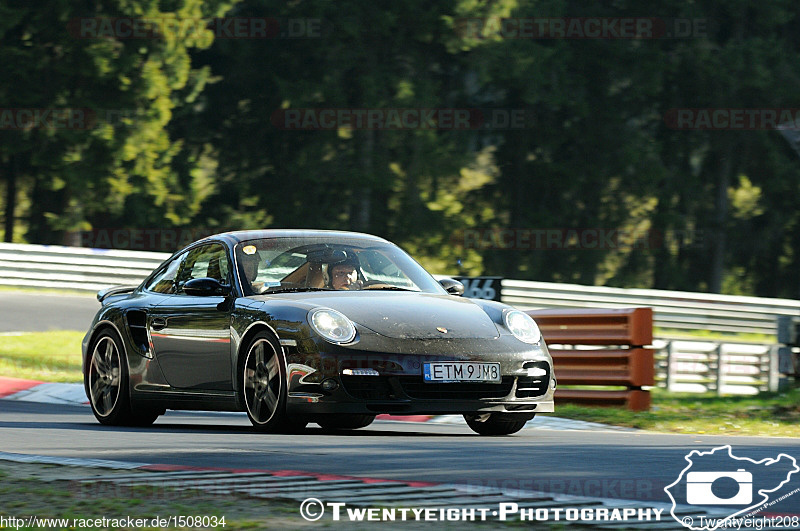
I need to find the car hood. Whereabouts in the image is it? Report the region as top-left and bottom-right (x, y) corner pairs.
(261, 292), (500, 339)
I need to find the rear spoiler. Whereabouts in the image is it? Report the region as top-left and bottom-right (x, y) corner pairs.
(97, 285), (137, 304)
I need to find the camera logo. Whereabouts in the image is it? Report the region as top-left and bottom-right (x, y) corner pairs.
(686, 469), (752, 505)
(665, 446), (799, 530)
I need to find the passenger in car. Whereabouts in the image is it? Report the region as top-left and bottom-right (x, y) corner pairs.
(241, 252), (265, 293)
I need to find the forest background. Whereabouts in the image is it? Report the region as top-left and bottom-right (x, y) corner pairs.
(2, 0), (800, 299)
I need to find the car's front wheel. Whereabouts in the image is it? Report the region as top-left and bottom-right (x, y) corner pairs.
(317, 414), (375, 431)
(464, 413), (532, 436)
(87, 329), (160, 427)
(242, 332), (306, 433)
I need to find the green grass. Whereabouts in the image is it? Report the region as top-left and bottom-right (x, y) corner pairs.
(554, 387), (800, 437)
(0, 285), (96, 297)
(0, 330), (84, 382)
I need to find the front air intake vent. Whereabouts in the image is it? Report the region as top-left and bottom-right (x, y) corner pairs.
(399, 376), (514, 399)
(126, 310), (149, 354)
(517, 361), (551, 398)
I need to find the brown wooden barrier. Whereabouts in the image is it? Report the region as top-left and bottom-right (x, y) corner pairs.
(526, 308), (654, 411)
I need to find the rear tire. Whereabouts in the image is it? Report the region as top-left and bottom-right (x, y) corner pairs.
(464, 413), (532, 436)
(86, 329), (159, 427)
(317, 414), (375, 431)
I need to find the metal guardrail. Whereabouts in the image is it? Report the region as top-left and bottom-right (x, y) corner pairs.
(654, 340), (778, 395)
(502, 279), (800, 336)
(0, 243), (168, 292)
(3, 242), (800, 338)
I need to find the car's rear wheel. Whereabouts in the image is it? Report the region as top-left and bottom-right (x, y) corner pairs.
(87, 329), (159, 427)
(464, 413), (532, 436)
(317, 414), (375, 431)
(242, 333), (306, 433)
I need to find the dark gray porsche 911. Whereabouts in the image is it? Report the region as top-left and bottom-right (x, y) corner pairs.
(82, 230), (555, 435)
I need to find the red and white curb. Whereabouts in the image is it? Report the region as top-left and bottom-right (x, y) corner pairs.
(0, 376), (634, 431)
(0, 376), (44, 398)
(0, 450), (147, 470)
(0, 377), (89, 405)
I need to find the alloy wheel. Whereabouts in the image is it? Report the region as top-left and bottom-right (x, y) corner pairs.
(88, 336), (121, 417)
(244, 338), (282, 425)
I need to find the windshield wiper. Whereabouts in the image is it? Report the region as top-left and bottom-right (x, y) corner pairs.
(262, 287), (335, 293)
(362, 285), (418, 291)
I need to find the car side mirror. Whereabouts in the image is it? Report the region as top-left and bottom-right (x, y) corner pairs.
(439, 278), (465, 296)
(183, 277), (230, 297)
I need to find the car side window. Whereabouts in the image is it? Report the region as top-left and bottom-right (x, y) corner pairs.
(174, 244), (231, 294)
(144, 255), (184, 294)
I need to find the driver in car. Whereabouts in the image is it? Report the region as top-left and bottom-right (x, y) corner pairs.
(329, 257), (363, 290)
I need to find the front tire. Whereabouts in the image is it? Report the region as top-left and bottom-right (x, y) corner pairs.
(464, 413), (532, 436)
(242, 332), (306, 433)
(317, 414), (375, 431)
(86, 329), (159, 427)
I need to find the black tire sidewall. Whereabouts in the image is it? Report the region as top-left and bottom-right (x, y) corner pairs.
(317, 414), (375, 430)
(86, 328), (131, 426)
(242, 332), (290, 431)
(464, 413), (532, 436)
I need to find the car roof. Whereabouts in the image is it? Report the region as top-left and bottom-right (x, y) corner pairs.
(195, 229), (391, 248)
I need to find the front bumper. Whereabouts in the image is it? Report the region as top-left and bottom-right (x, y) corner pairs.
(283, 332), (556, 417)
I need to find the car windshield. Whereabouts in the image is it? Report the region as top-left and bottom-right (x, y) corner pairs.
(235, 236), (447, 296)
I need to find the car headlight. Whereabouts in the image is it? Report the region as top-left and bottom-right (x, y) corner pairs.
(504, 310), (541, 344)
(308, 308), (356, 344)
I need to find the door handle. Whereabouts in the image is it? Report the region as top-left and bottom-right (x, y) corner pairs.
(151, 317), (167, 331)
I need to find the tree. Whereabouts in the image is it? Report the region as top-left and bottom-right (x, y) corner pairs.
(0, 0), (238, 244)
(183, 1), (525, 276)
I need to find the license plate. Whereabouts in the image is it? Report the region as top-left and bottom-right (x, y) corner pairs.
(423, 362), (501, 383)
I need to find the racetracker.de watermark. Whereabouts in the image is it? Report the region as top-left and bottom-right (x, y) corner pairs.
(0, 108), (147, 130)
(299, 499), (665, 522)
(270, 108), (533, 130)
(459, 478), (664, 500)
(0, 515), (226, 530)
(0, 108), (91, 130)
(451, 228), (705, 250)
(70, 480), (236, 501)
(454, 17), (709, 39)
(68, 17), (327, 39)
(665, 108), (800, 130)
(73, 228), (238, 251)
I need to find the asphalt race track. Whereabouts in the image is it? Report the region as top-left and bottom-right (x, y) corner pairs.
(1, 400), (799, 516)
(2, 292), (800, 521)
(0, 291), (98, 332)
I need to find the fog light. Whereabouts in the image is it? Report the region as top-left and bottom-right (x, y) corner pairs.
(342, 368), (380, 376)
(321, 379), (339, 391)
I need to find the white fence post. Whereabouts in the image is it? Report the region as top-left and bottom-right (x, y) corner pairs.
(715, 344), (725, 396)
(769, 344), (780, 393)
(664, 341), (673, 392)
